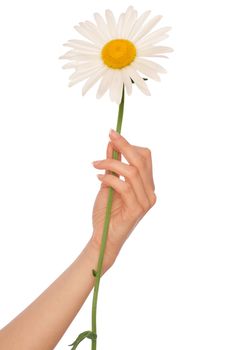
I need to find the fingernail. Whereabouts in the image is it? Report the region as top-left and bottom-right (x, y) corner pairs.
(97, 174), (104, 180)
(109, 129), (120, 139)
(92, 160), (101, 165)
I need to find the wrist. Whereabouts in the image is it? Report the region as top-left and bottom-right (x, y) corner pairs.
(85, 237), (114, 275)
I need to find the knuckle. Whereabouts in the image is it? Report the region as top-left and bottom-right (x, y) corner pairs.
(150, 193), (157, 206)
(140, 147), (152, 158)
(128, 165), (139, 178)
(139, 148), (152, 166)
(144, 147), (152, 157)
(136, 204), (144, 217)
(123, 182), (132, 194)
(135, 153), (146, 168)
(142, 201), (151, 213)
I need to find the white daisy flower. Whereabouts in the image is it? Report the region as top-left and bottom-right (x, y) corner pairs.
(60, 6), (173, 104)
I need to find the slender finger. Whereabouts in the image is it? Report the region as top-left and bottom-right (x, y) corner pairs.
(132, 145), (155, 191)
(109, 129), (156, 203)
(106, 141), (121, 160)
(93, 159), (151, 210)
(107, 141), (121, 161)
(106, 142), (121, 176)
(109, 129), (139, 165)
(96, 173), (142, 213)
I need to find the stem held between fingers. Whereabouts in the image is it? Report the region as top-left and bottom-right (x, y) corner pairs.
(91, 85), (125, 350)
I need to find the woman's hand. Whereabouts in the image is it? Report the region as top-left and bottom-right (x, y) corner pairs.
(91, 129), (157, 269)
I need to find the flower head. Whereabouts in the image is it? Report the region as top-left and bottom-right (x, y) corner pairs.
(60, 6), (173, 104)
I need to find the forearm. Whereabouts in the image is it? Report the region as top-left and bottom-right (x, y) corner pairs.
(0, 237), (111, 350)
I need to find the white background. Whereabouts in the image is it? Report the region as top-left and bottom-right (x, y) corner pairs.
(0, 0), (232, 349)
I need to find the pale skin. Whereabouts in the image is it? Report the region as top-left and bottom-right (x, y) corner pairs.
(0, 128), (156, 349)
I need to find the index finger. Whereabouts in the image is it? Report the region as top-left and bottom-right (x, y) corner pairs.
(109, 129), (155, 193)
(109, 129), (139, 164)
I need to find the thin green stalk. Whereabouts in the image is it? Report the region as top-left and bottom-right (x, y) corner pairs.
(91, 85), (125, 350)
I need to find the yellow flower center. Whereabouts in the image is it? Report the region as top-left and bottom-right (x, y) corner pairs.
(101, 39), (136, 69)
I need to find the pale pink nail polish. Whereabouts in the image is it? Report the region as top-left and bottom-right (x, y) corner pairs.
(92, 160), (101, 165)
(109, 129), (120, 139)
(97, 174), (104, 180)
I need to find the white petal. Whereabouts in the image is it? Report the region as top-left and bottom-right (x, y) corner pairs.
(76, 61), (102, 71)
(80, 21), (106, 45)
(109, 70), (117, 102)
(94, 13), (111, 41)
(69, 63), (102, 80)
(120, 6), (134, 38)
(131, 61), (160, 81)
(114, 71), (124, 104)
(138, 45), (174, 56)
(63, 41), (99, 52)
(151, 55), (169, 58)
(121, 68), (133, 95)
(68, 70), (96, 87)
(85, 20), (109, 43)
(82, 67), (107, 95)
(133, 15), (163, 43)
(69, 69), (92, 82)
(137, 34), (169, 49)
(59, 51), (75, 60)
(74, 25), (103, 47)
(135, 57), (167, 73)
(96, 69), (113, 98)
(73, 55), (95, 62)
(62, 47), (100, 56)
(123, 9), (138, 39)
(59, 50), (100, 61)
(62, 62), (78, 70)
(68, 65), (102, 86)
(124, 66), (151, 96)
(105, 9), (117, 38)
(116, 13), (125, 38)
(137, 26), (171, 46)
(66, 39), (99, 50)
(109, 70), (123, 104)
(60, 50), (100, 62)
(69, 80), (82, 88)
(128, 10), (151, 40)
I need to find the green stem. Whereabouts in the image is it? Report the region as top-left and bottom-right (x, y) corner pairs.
(91, 86), (125, 350)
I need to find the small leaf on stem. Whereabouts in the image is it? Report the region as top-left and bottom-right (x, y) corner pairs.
(68, 330), (97, 349)
(92, 269), (97, 277)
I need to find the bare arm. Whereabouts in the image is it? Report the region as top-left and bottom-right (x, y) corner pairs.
(0, 129), (156, 349)
(0, 239), (110, 350)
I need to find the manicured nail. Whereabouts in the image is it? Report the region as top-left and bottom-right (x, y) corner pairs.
(92, 160), (101, 165)
(97, 174), (104, 180)
(109, 129), (120, 139)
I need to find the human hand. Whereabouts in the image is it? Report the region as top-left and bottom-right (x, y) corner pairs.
(90, 129), (157, 270)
